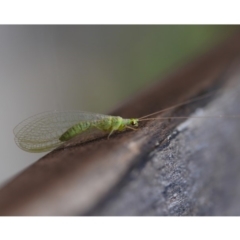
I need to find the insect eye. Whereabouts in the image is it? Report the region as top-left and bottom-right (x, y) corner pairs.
(131, 120), (138, 126)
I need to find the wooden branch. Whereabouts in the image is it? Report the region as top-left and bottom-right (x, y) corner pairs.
(1, 32), (240, 215)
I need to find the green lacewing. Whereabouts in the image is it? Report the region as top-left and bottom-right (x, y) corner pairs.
(13, 84), (240, 153)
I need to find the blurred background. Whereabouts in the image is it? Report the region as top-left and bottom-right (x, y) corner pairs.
(0, 25), (237, 185)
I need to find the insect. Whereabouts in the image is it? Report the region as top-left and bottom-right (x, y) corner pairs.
(13, 83), (240, 153)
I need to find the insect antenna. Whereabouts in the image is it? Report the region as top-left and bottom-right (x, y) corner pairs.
(138, 88), (224, 120)
(139, 91), (223, 120)
(138, 115), (240, 122)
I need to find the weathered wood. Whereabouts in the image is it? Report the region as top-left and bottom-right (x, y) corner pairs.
(1, 32), (240, 215)
(89, 73), (240, 216)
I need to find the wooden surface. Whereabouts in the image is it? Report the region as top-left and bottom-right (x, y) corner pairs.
(90, 73), (240, 216)
(1, 32), (240, 215)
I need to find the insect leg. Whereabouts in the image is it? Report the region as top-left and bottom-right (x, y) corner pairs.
(126, 126), (138, 131)
(107, 129), (115, 139)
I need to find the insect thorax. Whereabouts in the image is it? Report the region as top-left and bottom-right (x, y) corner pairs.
(98, 116), (123, 131)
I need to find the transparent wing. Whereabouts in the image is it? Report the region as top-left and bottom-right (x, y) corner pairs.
(13, 110), (110, 153)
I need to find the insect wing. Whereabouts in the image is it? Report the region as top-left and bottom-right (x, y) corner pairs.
(14, 111), (110, 153)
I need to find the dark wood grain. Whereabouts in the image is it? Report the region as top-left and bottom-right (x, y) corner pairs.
(1, 32), (240, 215)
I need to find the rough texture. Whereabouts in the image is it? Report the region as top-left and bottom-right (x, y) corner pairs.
(89, 74), (240, 215)
(1, 32), (240, 215)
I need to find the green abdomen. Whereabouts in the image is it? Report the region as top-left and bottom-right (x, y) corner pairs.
(59, 121), (91, 141)
(59, 117), (119, 142)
